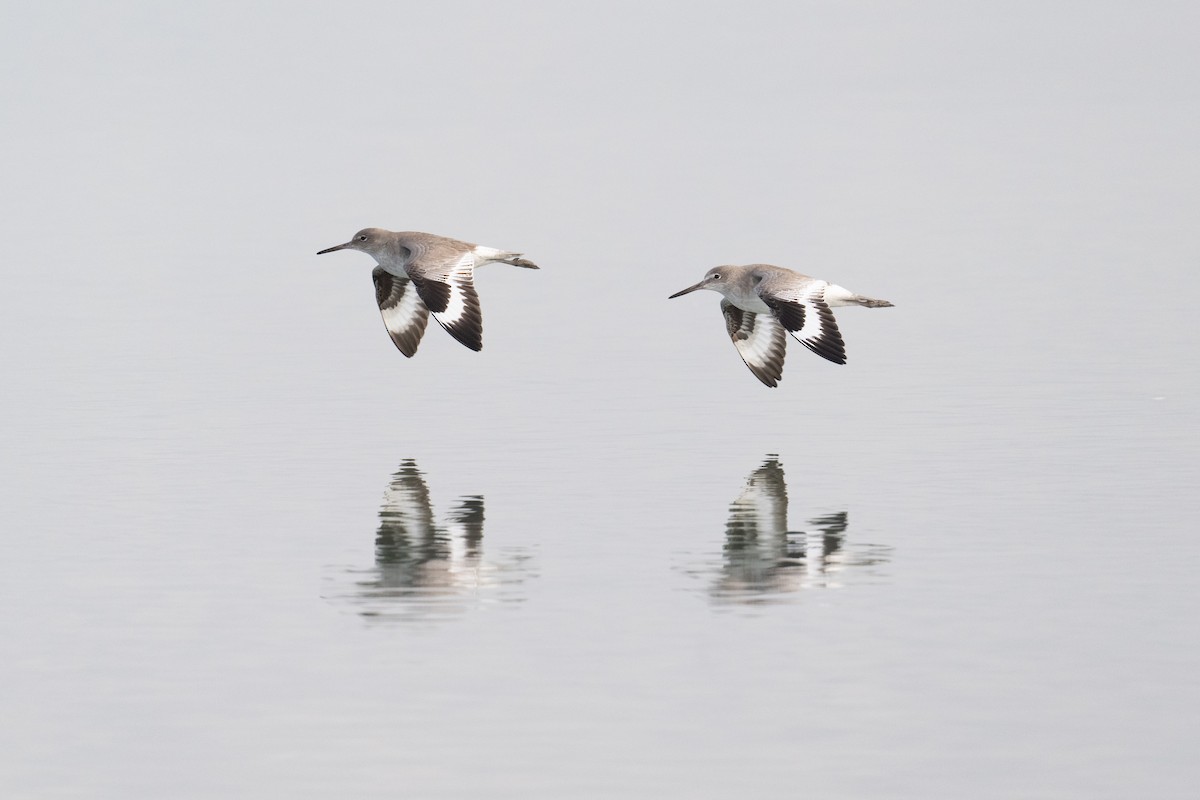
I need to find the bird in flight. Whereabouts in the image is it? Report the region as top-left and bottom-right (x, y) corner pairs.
(318, 228), (538, 355)
(669, 264), (892, 386)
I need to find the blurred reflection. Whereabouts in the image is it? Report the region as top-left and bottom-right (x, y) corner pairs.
(702, 456), (892, 604)
(329, 459), (535, 622)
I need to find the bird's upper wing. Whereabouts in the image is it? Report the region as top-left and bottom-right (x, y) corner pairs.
(722, 300), (787, 387)
(372, 267), (429, 358)
(757, 279), (847, 365)
(403, 240), (483, 352)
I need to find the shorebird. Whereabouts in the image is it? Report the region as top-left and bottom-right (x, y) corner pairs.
(317, 229), (538, 355)
(668, 264), (893, 387)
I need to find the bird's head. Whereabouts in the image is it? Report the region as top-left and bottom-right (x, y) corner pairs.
(668, 267), (734, 299)
(317, 228), (390, 258)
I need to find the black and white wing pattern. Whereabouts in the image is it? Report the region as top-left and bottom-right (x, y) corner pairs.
(404, 245), (483, 352)
(372, 267), (429, 358)
(376, 459), (438, 561)
(727, 457), (789, 541)
(759, 281), (847, 365)
(722, 300), (788, 387)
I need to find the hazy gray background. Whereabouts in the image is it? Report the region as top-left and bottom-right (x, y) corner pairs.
(2, 1), (1198, 797)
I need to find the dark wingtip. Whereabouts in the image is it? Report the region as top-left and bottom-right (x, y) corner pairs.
(390, 336), (420, 358)
(444, 323), (483, 352)
(749, 364), (782, 387)
(801, 342), (847, 365)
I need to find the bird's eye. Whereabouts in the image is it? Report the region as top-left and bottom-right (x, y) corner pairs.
(711, 273), (721, 281)
(358, 235), (367, 241)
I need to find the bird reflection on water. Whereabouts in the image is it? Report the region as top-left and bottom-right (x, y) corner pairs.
(329, 459), (535, 622)
(701, 456), (892, 604)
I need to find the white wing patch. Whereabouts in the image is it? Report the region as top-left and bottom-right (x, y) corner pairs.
(403, 251), (484, 352)
(758, 281), (847, 365)
(790, 295), (846, 365)
(722, 300), (787, 387)
(435, 253), (474, 329)
(428, 253), (483, 352)
(373, 267), (430, 358)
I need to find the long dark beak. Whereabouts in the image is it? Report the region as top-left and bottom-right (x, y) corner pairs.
(668, 280), (707, 299)
(316, 242), (351, 255)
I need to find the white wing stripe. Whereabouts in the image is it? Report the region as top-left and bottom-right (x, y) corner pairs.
(380, 282), (426, 337)
(723, 301), (787, 387)
(436, 253), (475, 326)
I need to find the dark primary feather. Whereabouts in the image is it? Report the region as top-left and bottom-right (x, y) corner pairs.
(407, 276), (482, 352)
(441, 279), (483, 352)
(767, 298), (806, 332)
(411, 276), (450, 313)
(796, 300), (846, 365)
(762, 294), (846, 365)
(372, 267), (429, 358)
(722, 301), (787, 388)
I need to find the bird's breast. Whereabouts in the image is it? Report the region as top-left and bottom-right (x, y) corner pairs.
(724, 288), (771, 314)
(376, 262), (410, 280)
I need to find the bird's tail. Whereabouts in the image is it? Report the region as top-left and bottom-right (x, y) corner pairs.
(497, 251), (539, 269)
(824, 284), (894, 308)
(475, 246), (539, 269)
(854, 296), (894, 308)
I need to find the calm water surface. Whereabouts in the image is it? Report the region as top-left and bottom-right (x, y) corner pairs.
(5, 304), (1195, 797)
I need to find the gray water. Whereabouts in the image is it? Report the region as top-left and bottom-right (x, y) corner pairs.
(3, 2), (1198, 797)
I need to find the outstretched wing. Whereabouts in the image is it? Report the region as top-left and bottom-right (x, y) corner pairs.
(372, 267), (429, 358)
(405, 248), (483, 352)
(722, 300), (787, 387)
(759, 282), (846, 365)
